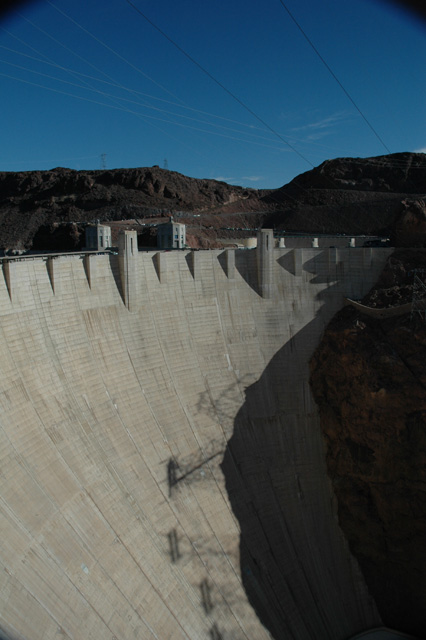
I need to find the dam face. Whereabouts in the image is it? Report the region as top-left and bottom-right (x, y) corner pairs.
(0, 241), (393, 640)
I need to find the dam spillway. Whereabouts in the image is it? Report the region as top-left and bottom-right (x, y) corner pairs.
(0, 238), (393, 640)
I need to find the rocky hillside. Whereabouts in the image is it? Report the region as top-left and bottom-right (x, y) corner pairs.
(0, 152), (425, 251)
(263, 152), (426, 237)
(0, 165), (267, 250)
(309, 250), (426, 637)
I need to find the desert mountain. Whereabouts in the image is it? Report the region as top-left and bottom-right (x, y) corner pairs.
(0, 152), (425, 251)
(262, 152), (426, 237)
(0, 165), (266, 250)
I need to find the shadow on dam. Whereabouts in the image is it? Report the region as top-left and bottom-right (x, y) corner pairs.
(220, 311), (375, 639)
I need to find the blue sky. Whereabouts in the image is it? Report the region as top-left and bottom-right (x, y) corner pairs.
(0, 0), (425, 188)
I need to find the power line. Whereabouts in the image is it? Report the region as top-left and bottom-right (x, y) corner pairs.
(0, 56), (301, 149)
(0, 68), (393, 235)
(0, 42), (279, 137)
(123, 0), (315, 168)
(0, 42), (347, 154)
(39, 1), (252, 162)
(0, 70), (294, 153)
(45, 0), (392, 163)
(1, 17), (308, 153)
(3, 19), (159, 128)
(1, 43), (372, 160)
(45, 0), (185, 105)
(1, 2), (403, 235)
(1, 25), (218, 164)
(120, 0), (387, 229)
(277, 0), (391, 154)
(0, 59), (397, 234)
(3, 16), (379, 161)
(11, 12), (158, 118)
(120, 0), (397, 231)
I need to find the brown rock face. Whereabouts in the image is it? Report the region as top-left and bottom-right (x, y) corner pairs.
(392, 198), (426, 247)
(263, 152), (426, 236)
(309, 250), (426, 637)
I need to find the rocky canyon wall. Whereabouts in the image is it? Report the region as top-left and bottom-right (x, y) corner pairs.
(310, 250), (426, 638)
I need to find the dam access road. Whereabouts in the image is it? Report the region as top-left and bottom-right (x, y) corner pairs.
(0, 231), (401, 639)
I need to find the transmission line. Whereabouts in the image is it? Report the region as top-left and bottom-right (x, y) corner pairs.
(0, 42), (345, 155)
(121, 0), (393, 229)
(1, 1), (400, 235)
(123, 0), (315, 168)
(2, 21), (218, 163)
(120, 0), (398, 231)
(46, 0), (185, 105)
(277, 0), (391, 154)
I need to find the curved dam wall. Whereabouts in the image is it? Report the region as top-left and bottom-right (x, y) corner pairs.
(0, 239), (393, 640)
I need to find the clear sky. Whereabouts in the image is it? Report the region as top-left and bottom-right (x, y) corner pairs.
(0, 0), (425, 189)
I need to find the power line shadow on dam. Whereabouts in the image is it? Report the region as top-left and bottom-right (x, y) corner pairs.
(220, 310), (376, 640)
(166, 437), (226, 498)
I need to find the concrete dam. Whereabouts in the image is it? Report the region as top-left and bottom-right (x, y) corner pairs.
(0, 231), (395, 640)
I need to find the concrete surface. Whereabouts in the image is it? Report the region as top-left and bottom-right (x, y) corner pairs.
(0, 245), (398, 640)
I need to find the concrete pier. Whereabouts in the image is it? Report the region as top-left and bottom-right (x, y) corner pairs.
(257, 228), (274, 298)
(118, 229), (138, 310)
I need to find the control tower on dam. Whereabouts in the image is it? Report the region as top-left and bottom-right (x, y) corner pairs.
(0, 232), (393, 640)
